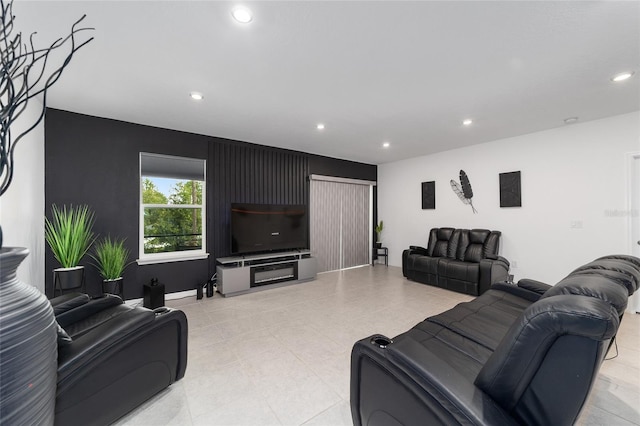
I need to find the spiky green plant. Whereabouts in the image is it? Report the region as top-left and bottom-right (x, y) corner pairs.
(45, 204), (96, 268)
(91, 236), (131, 280)
(375, 220), (384, 242)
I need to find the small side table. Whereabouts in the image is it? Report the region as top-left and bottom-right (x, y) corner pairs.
(373, 246), (388, 267)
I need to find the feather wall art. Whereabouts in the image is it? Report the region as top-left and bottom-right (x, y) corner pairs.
(450, 170), (477, 213)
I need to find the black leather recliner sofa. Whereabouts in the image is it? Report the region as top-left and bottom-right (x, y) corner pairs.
(402, 227), (510, 295)
(51, 293), (188, 426)
(351, 255), (639, 426)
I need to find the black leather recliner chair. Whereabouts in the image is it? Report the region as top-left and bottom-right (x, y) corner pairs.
(351, 255), (639, 426)
(51, 293), (188, 426)
(403, 227), (510, 295)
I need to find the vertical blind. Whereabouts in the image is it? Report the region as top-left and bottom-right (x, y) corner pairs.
(310, 177), (372, 273)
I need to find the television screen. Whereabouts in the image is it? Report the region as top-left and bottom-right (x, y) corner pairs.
(231, 203), (308, 255)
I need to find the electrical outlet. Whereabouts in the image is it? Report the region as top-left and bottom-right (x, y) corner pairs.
(570, 220), (583, 229)
(511, 260), (518, 269)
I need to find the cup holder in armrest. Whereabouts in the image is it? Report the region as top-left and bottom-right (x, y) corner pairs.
(153, 307), (171, 316)
(370, 335), (393, 349)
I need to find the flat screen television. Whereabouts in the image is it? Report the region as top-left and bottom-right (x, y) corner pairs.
(230, 203), (308, 255)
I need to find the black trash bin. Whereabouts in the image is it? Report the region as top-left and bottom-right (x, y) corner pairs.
(143, 278), (165, 309)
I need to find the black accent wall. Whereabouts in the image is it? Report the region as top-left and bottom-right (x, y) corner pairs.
(45, 109), (377, 299)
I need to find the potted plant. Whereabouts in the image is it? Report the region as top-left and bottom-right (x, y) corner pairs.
(91, 236), (131, 299)
(45, 204), (96, 294)
(375, 220), (384, 248)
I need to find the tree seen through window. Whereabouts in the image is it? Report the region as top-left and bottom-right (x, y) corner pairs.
(142, 177), (203, 254)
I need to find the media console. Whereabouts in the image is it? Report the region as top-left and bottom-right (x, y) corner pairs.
(216, 250), (317, 297)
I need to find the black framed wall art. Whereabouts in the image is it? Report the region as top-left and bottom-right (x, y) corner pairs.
(422, 181), (435, 209)
(499, 171), (521, 207)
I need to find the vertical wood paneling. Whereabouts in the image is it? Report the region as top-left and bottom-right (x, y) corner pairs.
(209, 142), (309, 275)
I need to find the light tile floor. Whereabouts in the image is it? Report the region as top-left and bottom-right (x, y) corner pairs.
(115, 265), (640, 426)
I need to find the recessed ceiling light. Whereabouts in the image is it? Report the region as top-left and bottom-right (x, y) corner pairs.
(190, 92), (204, 101)
(564, 116), (579, 124)
(232, 6), (253, 23)
(462, 119), (473, 126)
(611, 71), (634, 82)
(382, 142), (390, 148)
(316, 123), (325, 130)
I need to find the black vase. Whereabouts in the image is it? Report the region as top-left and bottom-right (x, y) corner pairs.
(0, 247), (57, 425)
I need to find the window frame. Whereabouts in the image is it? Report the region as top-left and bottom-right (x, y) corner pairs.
(137, 153), (208, 265)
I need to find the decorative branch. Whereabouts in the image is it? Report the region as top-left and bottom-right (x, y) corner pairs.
(0, 0), (93, 196)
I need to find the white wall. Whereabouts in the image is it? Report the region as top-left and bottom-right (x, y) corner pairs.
(379, 112), (640, 285)
(0, 100), (45, 292)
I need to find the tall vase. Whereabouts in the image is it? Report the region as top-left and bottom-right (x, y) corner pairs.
(0, 247), (57, 425)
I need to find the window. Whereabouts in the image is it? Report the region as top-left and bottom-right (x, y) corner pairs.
(138, 153), (208, 264)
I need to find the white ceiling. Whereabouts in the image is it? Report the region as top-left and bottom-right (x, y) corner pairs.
(14, 1), (640, 165)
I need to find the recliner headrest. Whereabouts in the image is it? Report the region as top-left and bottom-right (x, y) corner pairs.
(436, 227), (454, 240)
(428, 227), (455, 257)
(469, 229), (490, 244)
(457, 229), (501, 262)
(541, 275), (629, 316)
(52, 293), (90, 316)
(570, 260), (638, 296)
(597, 255), (640, 272)
(55, 294), (124, 329)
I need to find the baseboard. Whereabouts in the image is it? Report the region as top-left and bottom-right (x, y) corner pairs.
(124, 298), (143, 307)
(166, 289), (197, 300)
(317, 264), (370, 275)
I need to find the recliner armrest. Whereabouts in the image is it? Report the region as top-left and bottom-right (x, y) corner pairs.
(409, 245), (429, 256)
(490, 283), (542, 302)
(517, 278), (551, 295)
(56, 294), (124, 329)
(479, 257), (511, 295)
(486, 255), (510, 266)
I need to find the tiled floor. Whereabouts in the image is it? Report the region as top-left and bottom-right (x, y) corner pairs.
(115, 265), (640, 426)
